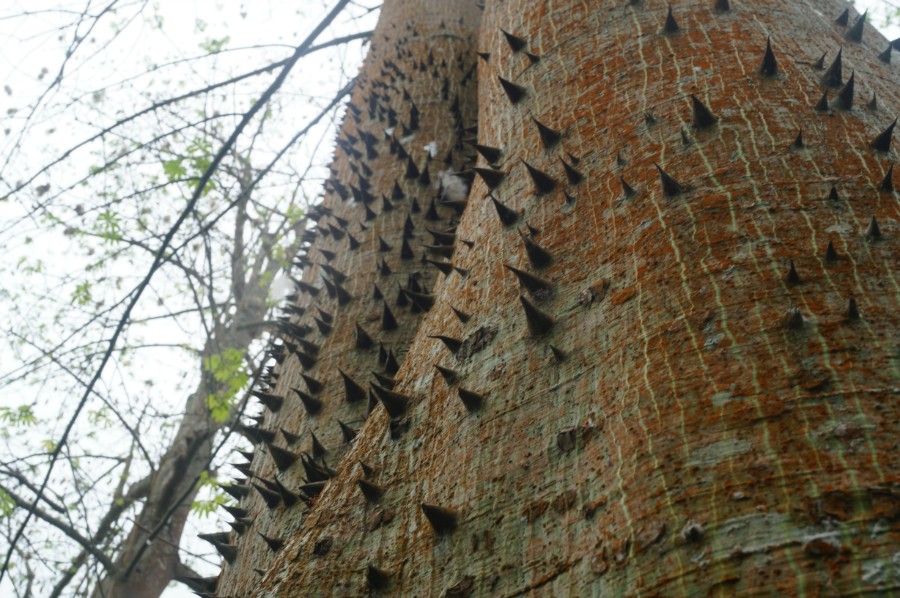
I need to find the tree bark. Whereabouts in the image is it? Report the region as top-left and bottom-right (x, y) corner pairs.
(216, 0), (899, 596)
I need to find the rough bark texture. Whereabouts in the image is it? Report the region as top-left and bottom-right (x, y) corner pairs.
(213, 1), (481, 595)
(214, 0), (899, 596)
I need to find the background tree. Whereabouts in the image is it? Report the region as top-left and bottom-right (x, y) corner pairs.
(0, 1), (375, 595)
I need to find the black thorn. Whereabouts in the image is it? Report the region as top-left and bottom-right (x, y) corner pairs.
(384, 350), (400, 375)
(519, 229), (553, 268)
(451, 306), (471, 323)
(845, 10), (866, 43)
(198, 531), (231, 546)
(400, 237), (415, 260)
(310, 431), (326, 459)
(251, 390), (283, 413)
(881, 164), (895, 192)
(379, 258), (392, 276)
(382, 301), (399, 330)
(300, 481), (327, 496)
(474, 167), (505, 189)
(281, 428), (301, 445)
(879, 43), (892, 64)
(371, 370), (396, 389)
(825, 240), (839, 262)
(522, 160), (557, 194)
(680, 127), (692, 146)
(519, 295), (554, 335)
(784, 308), (804, 330)
(871, 119), (896, 152)
(828, 185), (840, 202)
(405, 158), (420, 179)
(498, 77), (527, 104)
(458, 387), (485, 411)
(655, 163), (684, 196)
(425, 198), (441, 221)
(370, 383), (411, 418)
(813, 51), (826, 70)
(865, 216), (882, 240)
(294, 388), (323, 415)
(213, 542), (238, 564)
(533, 118), (562, 148)
(425, 258), (454, 275)
(339, 368), (368, 403)
(474, 143), (502, 163)
(760, 37), (777, 77)
(313, 317), (332, 336)
(715, 0), (730, 11)
(477, 51), (490, 62)
(501, 29), (527, 52)
(550, 344), (566, 361)
(663, 5), (680, 33)
(429, 334), (463, 354)
(504, 263), (553, 294)
(434, 364), (459, 384)
(266, 442), (299, 472)
(251, 482), (281, 508)
(348, 233), (360, 250)
(404, 289), (436, 311)
(792, 129), (804, 149)
(834, 71), (854, 110)
(258, 532), (284, 552)
(846, 298), (860, 320)
(359, 460), (373, 476)
(338, 420), (357, 443)
(221, 483), (250, 500)
(835, 8), (849, 26)
(378, 237), (392, 252)
(560, 158), (584, 185)
(372, 283), (384, 300)
(490, 194), (519, 226)
(356, 323), (374, 350)
(690, 94), (717, 128)
(621, 176), (637, 198)
(786, 260), (801, 285)
(367, 565), (391, 590)
(822, 47), (843, 88)
(421, 503), (458, 534)
(358, 479), (384, 502)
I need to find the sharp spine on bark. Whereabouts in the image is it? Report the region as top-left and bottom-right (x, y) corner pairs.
(621, 176), (637, 198)
(521, 160), (556, 194)
(384, 350), (400, 375)
(490, 195), (519, 225)
(680, 127), (692, 146)
(866, 216), (882, 240)
(561, 158), (584, 184)
(655, 163), (684, 196)
(429, 334), (463, 354)
(663, 6), (680, 33)
(835, 71), (855, 110)
(845, 10), (866, 43)
(338, 420), (357, 443)
(786, 260), (801, 285)
(382, 301), (399, 330)
(359, 460), (373, 476)
(212, 541), (238, 564)
(367, 565), (391, 590)
(879, 43), (892, 64)
(266, 442), (299, 472)
(339, 368), (368, 403)
(370, 383), (410, 418)
(871, 119), (896, 152)
(784, 307), (804, 330)
(373, 283), (384, 300)
(519, 229), (553, 268)
(380, 258), (392, 276)
(294, 388), (323, 415)
(378, 237), (392, 252)
(251, 482), (281, 508)
(280, 428), (301, 445)
(274, 477), (300, 507)
(434, 364), (459, 384)
(825, 240), (839, 262)
(400, 237), (415, 260)
(251, 390), (283, 413)
(358, 479), (385, 502)
(458, 387), (485, 411)
(310, 431), (327, 459)
(405, 289), (436, 311)
(477, 51), (490, 62)
(474, 167), (506, 190)
(520, 295), (555, 335)
(451, 306), (471, 323)
(792, 129), (804, 149)
(474, 144), (502, 163)
(313, 317), (332, 337)
(405, 158), (420, 179)
(550, 345), (566, 361)
(348, 233), (361, 250)
(501, 29), (527, 52)
(221, 483), (250, 500)
(526, 51), (541, 64)
(425, 258), (454, 276)
(504, 263), (553, 294)
(846, 298), (860, 320)
(881, 163), (894, 192)
(715, 0), (730, 12)
(690, 94), (717, 128)
(498, 77), (527, 104)
(533, 118), (562, 148)
(356, 324), (374, 349)
(198, 531), (231, 546)
(300, 481), (327, 496)
(760, 37), (778, 77)
(258, 533), (284, 552)
(836, 8), (849, 26)
(822, 48), (843, 88)
(421, 503), (458, 534)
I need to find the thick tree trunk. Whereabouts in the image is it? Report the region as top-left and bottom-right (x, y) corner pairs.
(215, 0), (899, 596)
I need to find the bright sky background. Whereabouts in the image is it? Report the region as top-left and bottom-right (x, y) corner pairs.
(0, 0), (896, 596)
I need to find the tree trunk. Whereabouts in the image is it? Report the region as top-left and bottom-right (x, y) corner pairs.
(216, 0), (899, 596)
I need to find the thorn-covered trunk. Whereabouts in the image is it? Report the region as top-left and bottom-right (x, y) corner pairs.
(215, 0), (899, 595)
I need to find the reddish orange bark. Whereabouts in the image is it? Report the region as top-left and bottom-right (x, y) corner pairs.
(215, 1), (899, 596)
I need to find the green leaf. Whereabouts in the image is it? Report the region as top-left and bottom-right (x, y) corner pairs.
(162, 158), (187, 181)
(71, 281), (92, 306)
